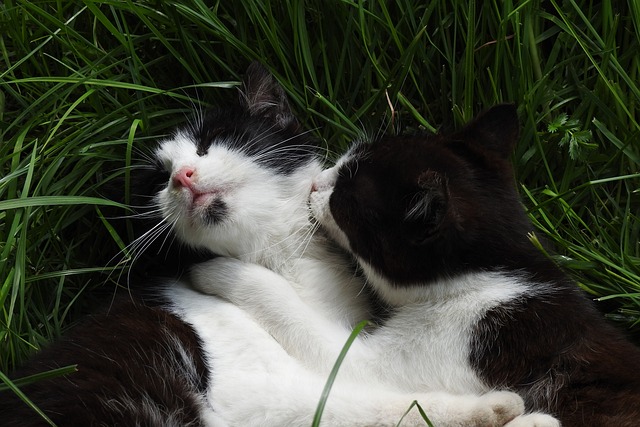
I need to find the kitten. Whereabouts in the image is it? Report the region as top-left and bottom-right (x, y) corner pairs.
(190, 106), (580, 426)
(1, 64), (526, 426)
(309, 105), (640, 426)
(308, 105), (640, 426)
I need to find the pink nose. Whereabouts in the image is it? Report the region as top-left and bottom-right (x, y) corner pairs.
(173, 167), (196, 190)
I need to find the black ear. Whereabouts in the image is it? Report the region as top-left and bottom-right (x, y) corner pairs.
(404, 171), (449, 245)
(463, 104), (519, 158)
(240, 61), (296, 128)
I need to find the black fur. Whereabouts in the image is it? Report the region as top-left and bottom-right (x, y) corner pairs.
(103, 64), (317, 284)
(328, 104), (640, 426)
(1, 295), (209, 427)
(188, 62), (316, 175)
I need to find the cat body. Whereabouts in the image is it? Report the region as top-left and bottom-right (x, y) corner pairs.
(310, 105), (640, 426)
(0, 296), (217, 426)
(1, 64), (527, 426)
(153, 65), (528, 427)
(195, 105), (640, 426)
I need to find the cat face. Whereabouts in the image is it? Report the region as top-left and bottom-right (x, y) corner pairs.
(152, 63), (321, 259)
(310, 105), (529, 288)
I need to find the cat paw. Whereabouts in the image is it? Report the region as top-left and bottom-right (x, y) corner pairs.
(476, 390), (526, 425)
(504, 412), (561, 427)
(190, 256), (294, 305)
(405, 391), (525, 427)
(190, 257), (253, 300)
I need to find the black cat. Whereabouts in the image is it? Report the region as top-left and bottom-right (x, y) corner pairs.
(202, 104), (639, 426)
(311, 104), (640, 426)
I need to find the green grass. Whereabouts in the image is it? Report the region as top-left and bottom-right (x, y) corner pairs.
(1, 0), (639, 382)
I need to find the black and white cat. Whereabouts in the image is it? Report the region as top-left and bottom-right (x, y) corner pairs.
(190, 105), (640, 426)
(2, 64), (528, 426)
(306, 105), (640, 426)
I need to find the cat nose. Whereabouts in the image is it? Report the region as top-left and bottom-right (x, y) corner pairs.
(173, 167), (196, 190)
(312, 166), (338, 192)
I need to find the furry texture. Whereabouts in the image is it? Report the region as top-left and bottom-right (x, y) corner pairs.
(161, 65), (528, 426)
(187, 93), (560, 424)
(0, 296), (214, 427)
(311, 105), (640, 425)
(192, 106), (605, 426)
(2, 64), (527, 426)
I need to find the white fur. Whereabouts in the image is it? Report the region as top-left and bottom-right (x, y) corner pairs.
(192, 259), (536, 394)
(166, 280), (525, 427)
(155, 134), (321, 267)
(156, 134), (551, 426)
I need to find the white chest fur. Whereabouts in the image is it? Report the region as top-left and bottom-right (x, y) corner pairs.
(164, 276), (541, 427)
(348, 269), (535, 394)
(193, 261), (538, 397)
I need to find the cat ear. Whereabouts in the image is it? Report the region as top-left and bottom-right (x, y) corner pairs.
(240, 61), (297, 128)
(404, 170), (449, 245)
(463, 103), (519, 158)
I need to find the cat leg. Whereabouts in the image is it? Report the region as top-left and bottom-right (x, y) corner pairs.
(212, 369), (526, 427)
(190, 256), (354, 373)
(187, 263), (528, 426)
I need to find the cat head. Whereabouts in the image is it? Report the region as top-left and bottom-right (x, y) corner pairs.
(310, 105), (535, 292)
(131, 62), (321, 270)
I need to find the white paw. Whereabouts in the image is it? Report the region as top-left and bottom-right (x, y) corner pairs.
(190, 256), (296, 310)
(505, 412), (561, 427)
(476, 391), (526, 426)
(402, 391), (525, 427)
(190, 256), (252, 300)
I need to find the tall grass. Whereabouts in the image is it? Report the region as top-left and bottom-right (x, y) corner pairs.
(1, 0), (638, 379)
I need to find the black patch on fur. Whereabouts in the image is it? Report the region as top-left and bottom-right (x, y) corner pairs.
(185, 63), (318, 175)
(0, 294), (210, 427)
(204, 197), (229, 225)
(329, 104), (549, 284)
(329, 104), (640, 425)
(100, 62), (317, 281)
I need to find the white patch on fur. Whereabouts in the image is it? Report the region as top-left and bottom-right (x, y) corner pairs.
(505, 413), (561, 427)
(166, 279), (528, 427)
(307, 161), (546, 392)
(195, 256), (541, 394)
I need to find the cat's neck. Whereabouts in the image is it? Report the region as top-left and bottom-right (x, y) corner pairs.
(244, 219), (347, 279)
(248, 222), (370, 325)
(217, 163), (323, 272)
(359, 261), (541, 308)
(241, 220), (319, 274)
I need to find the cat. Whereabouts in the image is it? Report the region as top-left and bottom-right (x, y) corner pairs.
(1, 63), (528, 426)
(306, 105), (640, 426)
(187, 105), (617, 426)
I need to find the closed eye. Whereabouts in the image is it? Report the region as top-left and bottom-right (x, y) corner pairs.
(153, 159), (171, 184)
